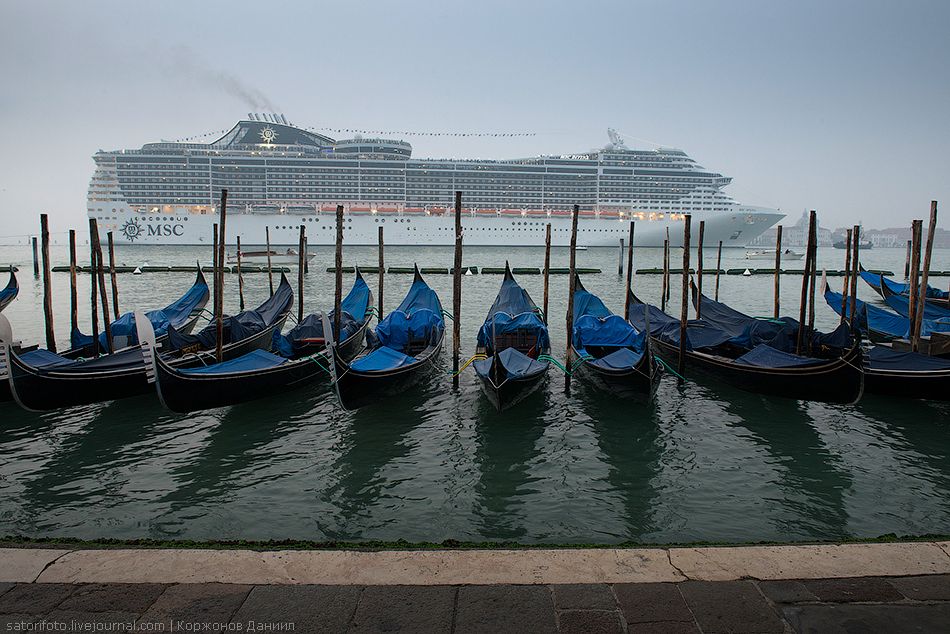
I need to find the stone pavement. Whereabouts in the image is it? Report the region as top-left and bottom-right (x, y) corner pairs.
(2, 576), (950, 632)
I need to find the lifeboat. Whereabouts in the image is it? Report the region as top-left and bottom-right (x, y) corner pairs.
(578, 209), (597, 217)
(350, 205), (372, 215)
(475, 208), (498, 216)
(599, 210), (621, 218)
(286, 205), (315, 215)
(525, 209), (548, 217)
(500, 209), (524, 217)
(429, 207), (447, 215)
(377, 205), (399, 214)
(403, 207), (426, 215)
(320, 204), (338, 214)
(549, 209), (572, 217)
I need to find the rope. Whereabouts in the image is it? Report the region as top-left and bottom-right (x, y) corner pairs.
(654, 356), (686, 381)
(449, 353), (486, 376)
(305, 353), (331, 374)
(441, 310), (455, 321)
(538, 354), (572, 374)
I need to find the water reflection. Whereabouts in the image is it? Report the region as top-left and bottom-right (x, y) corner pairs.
(471, 387), (550, 540)
(722, 392), (852, 540)
(574, 384), (663, 540)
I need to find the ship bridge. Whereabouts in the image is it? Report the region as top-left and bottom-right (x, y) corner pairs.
(207, 115), (336, 149)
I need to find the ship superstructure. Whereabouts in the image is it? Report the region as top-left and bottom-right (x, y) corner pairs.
(88, 115), (782, 246)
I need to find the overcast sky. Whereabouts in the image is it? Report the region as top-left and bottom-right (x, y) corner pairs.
(1, 0), (948, 239)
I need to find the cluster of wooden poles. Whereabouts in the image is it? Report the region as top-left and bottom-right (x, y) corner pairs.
(30, 193), (942, 390)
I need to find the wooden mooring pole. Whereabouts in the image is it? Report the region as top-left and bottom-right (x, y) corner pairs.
(89, 219), (113, 354)
(215, 189), (228, 364)
(840, 228), (852, 324)
(907, 219), (923, 347)
(32, 236), (39, 278)
(377, 226), (384, 321)
(904, 240), (912, 280)
(913, 202), (938, 352)
(623, 221), (635, 319)
(88, 222), (100, 357)
(452, 191), (463, 388)
(849, 225), (860, 321)
(542, 223), (552, 324)
(696, 220), (705, 319)
(678, 215), (691, 377)
(796, 210), (817, 355)
(69, 229), (78, 338)
(334, 205), (344, 339)
(618, 238), (624, 276)
(212, 223), (219, 329)
(107, 231), (119, 320)
(236, 236), (245, 311)
(297, 225), (306, 324)
(773, 225), (783, 319)
(661, 237), (669, 312)
(265, 226), (274, 295)
(565, 205), (580, 393)
(40, 214), (56, 352)
(714, 240), (723, 301)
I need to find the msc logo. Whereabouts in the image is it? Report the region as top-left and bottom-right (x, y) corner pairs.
(120, 218), (144, 241)
(120, 218), (184, 241)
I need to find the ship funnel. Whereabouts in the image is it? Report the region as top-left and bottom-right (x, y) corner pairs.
(280, 114), (288, 125)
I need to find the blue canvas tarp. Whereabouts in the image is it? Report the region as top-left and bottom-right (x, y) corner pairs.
(862, 269), (950, 300)
(376, 309), (443, 352)
(180, 349), (287, 375)
(882, 286), (950, 321)
(734, 344), (826, 368)
(473, 347), (548, 382)
(824, 284), (950, 340)
(476, 311), (550, 351)
(695, 289), (853, 354)
(588, 347), (645, 371)
(19, 346), (146, 374)
(18, 348), (74, 369)
(167, 275), (292, 352)
(487, 270), (538, 317)
(573, 315), (645, 353)
(351, 346), (417, 372)
(572, 287), (613, 321)
(273, 274), (371, 357)
(868, 345), (950, 372)
(71, 273), (209, 351)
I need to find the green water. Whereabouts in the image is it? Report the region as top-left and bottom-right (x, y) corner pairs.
(1, 243), (948, 544)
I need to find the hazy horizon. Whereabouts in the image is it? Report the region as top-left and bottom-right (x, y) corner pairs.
(2, 0), (948, 241)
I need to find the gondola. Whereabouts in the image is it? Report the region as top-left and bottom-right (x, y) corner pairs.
(626, 287), (864, 404)
(327, 266), (444, 410)
(823, 279), (950, 343)
(823, 277), (950, 400)
(0, 270), (17, 312)
(860, 266), (950, 308)
(473, 264), (550, 411)
(570, 275), (660, 400)
(3, 274), (293, 412)
(65, 269), (210, 358)
(148, 271), (373, 413)
(879, 273), (950, 320)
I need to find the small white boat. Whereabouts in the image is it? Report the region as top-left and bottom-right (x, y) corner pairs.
(745, 249), (803, 261)
(227, 249), (316, 265)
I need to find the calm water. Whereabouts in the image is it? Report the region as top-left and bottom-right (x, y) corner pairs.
(1, 242), (949, 544)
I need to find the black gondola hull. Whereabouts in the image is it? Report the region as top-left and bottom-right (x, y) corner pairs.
(153, 316), (368, 413)
(332, 337), (443, 411)
(572, 348), (661, 402)
(864, 367), (950, 401)
(7, 315), (288, 412)
(476, 368), (547, 411)
(649, 337), (865, 404)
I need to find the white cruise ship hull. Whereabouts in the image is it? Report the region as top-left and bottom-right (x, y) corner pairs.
(96, 207), (782, 248)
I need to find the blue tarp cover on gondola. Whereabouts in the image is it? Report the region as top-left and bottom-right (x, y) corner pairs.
(167, 275), (292, 351)
(861, 269), (950, 300)
(476, 312), (550, 351)
(179, 349), (288, 375)
(588, 347), (644, 371)
(71, 273), (209, 350)
(735, 344), (826, 368)
(273, 274), (371, 357)
(882, 285), (950, 320)
(572, 315), (644, 353)
(19, 348), (73, 369)
(376, 309), (443, 352)
(695, 289), (853, 353)
(868, 346), (950, 371)
(572, 287), (613, 321)
(473, 347), (547, 382)
(351, 346), (418, 372)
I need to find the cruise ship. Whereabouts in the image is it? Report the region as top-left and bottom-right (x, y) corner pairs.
(87, 115), (783, 247)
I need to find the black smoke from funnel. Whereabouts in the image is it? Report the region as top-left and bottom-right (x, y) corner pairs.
(168, 46), (278, 112)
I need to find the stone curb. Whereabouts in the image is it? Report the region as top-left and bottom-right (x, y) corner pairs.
(0, 542), (947, 585)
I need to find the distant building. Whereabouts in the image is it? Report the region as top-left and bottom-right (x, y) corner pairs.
(748, 210), (833, 247)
